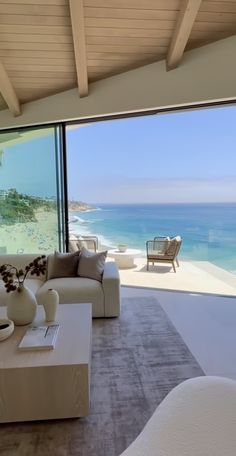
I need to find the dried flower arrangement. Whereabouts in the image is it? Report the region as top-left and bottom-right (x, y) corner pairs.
(0, 255), (46, 293)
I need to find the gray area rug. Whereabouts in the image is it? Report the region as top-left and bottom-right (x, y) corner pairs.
(0, 297), (204, 456)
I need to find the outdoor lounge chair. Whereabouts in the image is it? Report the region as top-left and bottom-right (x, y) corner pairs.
(77, 235), (98, 252)
(146, 236), (182, 272)
(69, 235), (98, 253)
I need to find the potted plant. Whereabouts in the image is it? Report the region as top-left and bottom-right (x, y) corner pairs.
(0, 255), (47, 325)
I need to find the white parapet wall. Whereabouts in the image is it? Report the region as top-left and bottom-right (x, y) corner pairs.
(0, 35), (236, 130)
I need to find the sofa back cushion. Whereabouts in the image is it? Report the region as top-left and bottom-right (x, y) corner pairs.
(77, 247), (107, 282)
(0, 254), (47, 281)
(47, 251), (80, 279)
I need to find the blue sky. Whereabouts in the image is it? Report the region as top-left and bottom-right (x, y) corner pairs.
(0, 133), (57, 197)
(66, 105), (236, 203)
(1, 105), (235, 203)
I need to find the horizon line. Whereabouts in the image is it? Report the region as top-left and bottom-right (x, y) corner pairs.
(87, 201), (236, 206)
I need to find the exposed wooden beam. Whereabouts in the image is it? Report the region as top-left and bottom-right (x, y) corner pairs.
(167, 0), (202, 70)
(69, 0), (88, 97)
(0, 60), (20, 115)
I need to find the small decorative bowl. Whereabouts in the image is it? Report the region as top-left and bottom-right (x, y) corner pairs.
(118, 244), (127, 253)
(0, 318), (14, 342)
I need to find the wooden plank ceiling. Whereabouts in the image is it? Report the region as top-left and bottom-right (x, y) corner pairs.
(0, 0), (235, 116)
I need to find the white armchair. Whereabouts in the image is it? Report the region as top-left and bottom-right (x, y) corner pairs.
(120, 376), (236, 456)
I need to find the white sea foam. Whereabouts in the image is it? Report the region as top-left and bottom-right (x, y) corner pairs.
(69, 215), (87, 224)
(69, 222), (114, 249)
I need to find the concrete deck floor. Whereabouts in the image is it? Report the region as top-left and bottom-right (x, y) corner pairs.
(119, 258), (236, 296)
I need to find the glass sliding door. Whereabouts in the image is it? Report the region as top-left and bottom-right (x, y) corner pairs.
(65, 106), (236, 276)
(54, 125), (67, 252)
(0, 125), (66, 254)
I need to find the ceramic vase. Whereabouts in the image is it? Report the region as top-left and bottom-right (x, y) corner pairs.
(43, 288), (59, 322)
(7, 284), (37, 326)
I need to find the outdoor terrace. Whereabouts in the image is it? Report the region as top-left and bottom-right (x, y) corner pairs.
(119, 258), (236, 297)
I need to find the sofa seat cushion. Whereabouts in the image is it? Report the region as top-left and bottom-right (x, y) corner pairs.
(24, 279), (45, 295)
(36, 277), (105, 317)
(0, 279), (44, 307)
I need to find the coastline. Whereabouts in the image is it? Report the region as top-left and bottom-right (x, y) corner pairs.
(69, 224), (114, 252)
(68, 204), (236, 274)
(69, 208), (100, 213)
(0, 202), (235, 275)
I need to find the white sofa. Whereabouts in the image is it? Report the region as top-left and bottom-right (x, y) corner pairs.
(119, 376), (236, 456)
(0, 254), (120, 317)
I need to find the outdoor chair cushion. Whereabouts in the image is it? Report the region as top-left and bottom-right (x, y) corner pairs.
(154, 236), (170, 254)
(165, 236), (181, 256)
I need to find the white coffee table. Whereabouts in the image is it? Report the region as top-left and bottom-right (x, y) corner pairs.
(108, 248), (141, 269)
(0, 303), (92, 423)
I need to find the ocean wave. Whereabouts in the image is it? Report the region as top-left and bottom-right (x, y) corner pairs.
(69, 224), (115, 248)
(69, 215), (86, 224)
(89, 218), (104, 223)
(82, 208), (101, 213)
(69, 216), (97, 225)
(96, 209), (114, 212)
(97, 234), (114, 248)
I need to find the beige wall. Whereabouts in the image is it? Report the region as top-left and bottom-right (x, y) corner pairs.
(0, 35), (235, 130)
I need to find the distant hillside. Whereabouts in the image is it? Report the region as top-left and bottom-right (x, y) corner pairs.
(68, 201), (96, 212)
(0, 188), (56, 224)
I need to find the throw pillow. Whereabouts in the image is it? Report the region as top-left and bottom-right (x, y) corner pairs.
(165, 236), (181, 255)
(165, 237), (181, 256)
(77, 247), (107, 282)
(153, 236), (170, 254)
(47, 251), (80, 279)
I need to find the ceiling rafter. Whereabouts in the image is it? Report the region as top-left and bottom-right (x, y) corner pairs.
(167, 0), (202, 71)
(0, 0), (235, 111)
(0, 60), (20, 116)
(69, 0), (88, 97)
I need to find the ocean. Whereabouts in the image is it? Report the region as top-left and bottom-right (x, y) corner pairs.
(69, 203), (236, 274)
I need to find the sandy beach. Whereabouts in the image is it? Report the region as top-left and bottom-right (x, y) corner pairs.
(0, 209), (58, 254)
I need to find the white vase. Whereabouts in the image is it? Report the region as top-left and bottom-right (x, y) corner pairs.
(43, 288), (59, 322)
(7, 284), (37, 326)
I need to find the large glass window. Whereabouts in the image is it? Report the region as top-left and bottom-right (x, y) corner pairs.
(66, 106), (236, 275)
(0, 126), (65, 254)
